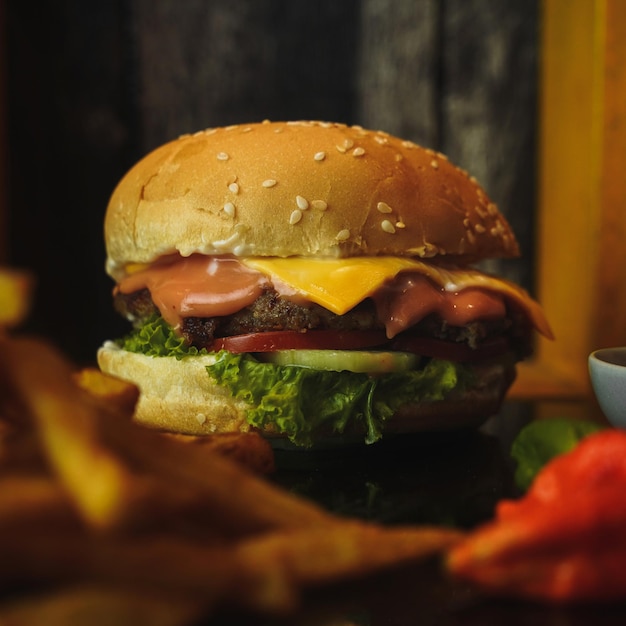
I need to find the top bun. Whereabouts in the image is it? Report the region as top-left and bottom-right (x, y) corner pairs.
(104, 120), (519, 280)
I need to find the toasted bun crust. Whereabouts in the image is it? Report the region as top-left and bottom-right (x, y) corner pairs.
(105, 120), (519, 280)
(97, 343), (516, 443)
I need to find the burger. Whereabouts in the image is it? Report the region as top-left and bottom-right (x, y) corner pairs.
(98, 120), (552, 447)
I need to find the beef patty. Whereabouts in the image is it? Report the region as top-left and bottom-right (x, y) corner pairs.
(115, 287), (523, 353)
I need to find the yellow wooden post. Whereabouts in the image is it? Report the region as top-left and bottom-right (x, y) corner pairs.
(512, 0), (626, 400)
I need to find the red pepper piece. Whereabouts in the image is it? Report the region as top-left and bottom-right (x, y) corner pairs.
(447, 429), (626, 603)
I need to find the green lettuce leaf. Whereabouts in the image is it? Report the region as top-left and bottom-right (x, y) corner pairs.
(206, 351), (471, 446)
(511, 417), (606, 492)
(117, 315), (208, 359)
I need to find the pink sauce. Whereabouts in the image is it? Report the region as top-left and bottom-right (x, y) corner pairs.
(118, 255), (270, 328)
(117, 255), (508, 335)
(372, 273), (507, 338)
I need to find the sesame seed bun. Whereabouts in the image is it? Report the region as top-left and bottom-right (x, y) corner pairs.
(104, 120), (518, 280)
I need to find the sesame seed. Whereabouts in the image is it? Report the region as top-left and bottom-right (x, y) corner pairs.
(377, 201), (393, 214)
(395, 153), (404, 162)
(343, 138), (354, 150)
(401, 140), (416, 149)
(430, 159), (439, 169)
(217, 152), (230, 161)
(475, 205), (488, 219)
(225, 124), (239, 131)
(395, 221), (406, 229)
(228, 182), (240, 194)
(296, 195), (309, 210)
(195, 413), (207, 425)
(422, 243), (437, 256)
(352, 147), (365, 157)
(487, 202), (498, 216)
(289, 209), (303, 225)
(381, 220), (396, 234)
(467, 230), (476, 244)
(311, 200), (328, 210)
(375, 136), (389, 145)
(223, 202), (236, 217)
(335, 229), (350, 242)
(475, 223), (486, 234)
(242, 127), (252, 133)
(314, 151), (326, 161)
(336, 145), (347, 153)
(262, 179), (277, 188)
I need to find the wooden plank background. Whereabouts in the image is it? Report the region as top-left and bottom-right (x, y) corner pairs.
(4, 0), (538, 364)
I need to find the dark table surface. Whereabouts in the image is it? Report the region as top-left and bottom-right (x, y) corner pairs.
(218, 400), (625, 626)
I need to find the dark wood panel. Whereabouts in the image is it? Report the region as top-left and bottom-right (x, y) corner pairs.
(5, 0), (137, 361)
(357, 0), (440, 146)
(0, 0), (6, 262)
(132, 0), (361, 149)
(441, 0), (539, 288)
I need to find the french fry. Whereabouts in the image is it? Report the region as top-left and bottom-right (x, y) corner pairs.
(100, 411), (335, 535)
(0, 532), (259, 611)
(0, 268), (32, 328)
(164, 431), (275, 475)
(0, 475), (81, 532)
(2, 336), (145, 530)
(0, 514), (463, 618)
(0, 586), (204, 626)
(234, 523), (464, 613)
(73, 368), (139, 418)
(0, 423), (46, 473)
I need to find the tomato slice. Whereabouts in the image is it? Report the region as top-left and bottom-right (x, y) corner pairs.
(390, 335), (511, 362)
(210, 330), (389, 353)
(210, 329), (511, 361)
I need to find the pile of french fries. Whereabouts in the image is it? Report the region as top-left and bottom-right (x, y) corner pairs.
(0, 268), (462, 624)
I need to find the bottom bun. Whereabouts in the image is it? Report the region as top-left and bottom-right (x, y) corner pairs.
(97, 343), (516, 445)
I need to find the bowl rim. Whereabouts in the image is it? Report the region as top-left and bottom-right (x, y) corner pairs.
(589, 346), (626, 369)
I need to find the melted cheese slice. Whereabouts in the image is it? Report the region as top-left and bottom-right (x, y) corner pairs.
(243, 256), (553, 339)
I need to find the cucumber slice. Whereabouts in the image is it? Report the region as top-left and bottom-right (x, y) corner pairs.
(264, 349), (417, 373)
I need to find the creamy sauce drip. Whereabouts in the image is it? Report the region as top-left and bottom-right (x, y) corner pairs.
(118, 255), (271, 328)
(372, 274), (506, 338)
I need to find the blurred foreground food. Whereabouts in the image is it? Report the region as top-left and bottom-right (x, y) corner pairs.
(448, 428), (626, 603)
(0, 268), (462, 624)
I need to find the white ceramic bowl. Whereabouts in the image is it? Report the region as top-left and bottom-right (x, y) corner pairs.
(589, 347), (626, 428)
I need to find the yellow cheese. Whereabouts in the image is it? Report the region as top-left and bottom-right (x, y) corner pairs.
(242, 256), (553, 339)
